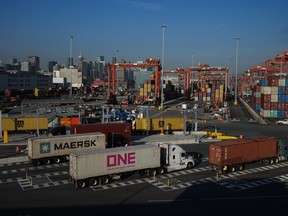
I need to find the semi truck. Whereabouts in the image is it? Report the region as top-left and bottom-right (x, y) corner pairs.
(28, 132), (106, 166)
(70, 143), (196, 188)
(209, 136), (288, 174)
(70, 122), (132, 148)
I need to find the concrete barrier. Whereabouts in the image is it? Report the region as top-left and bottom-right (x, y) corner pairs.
(0, 156), (29, 165)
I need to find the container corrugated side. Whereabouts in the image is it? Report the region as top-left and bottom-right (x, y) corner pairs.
(209, 137), (277, 166)
(28, 132), (106, 159)
(70, 144), (161, 180)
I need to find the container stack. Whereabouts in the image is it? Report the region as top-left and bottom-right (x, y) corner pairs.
(139, 79), (155, 99)
(252, 77), (288, 118)
(194, 81), (225, 107)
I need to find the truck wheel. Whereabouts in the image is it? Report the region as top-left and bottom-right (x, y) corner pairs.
(101, 176), (110, 185)
(157, 168), (165, 175)
(274, 157), (279, 164)
(53, 157), (61, 164)
(269, 159), (274, 165)
(88, 178), (99, 186)
(230, 166), (236, 172)
(43, 158), (52, 165)
(32, 160), (41, 166)
(77, 180), (87, 188)
(187, 162), (194, 169)
(149, 169), (157, 176)
(238, 165), (243, 171)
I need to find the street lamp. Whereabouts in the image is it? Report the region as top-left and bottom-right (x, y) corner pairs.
(191, 51), (196, 100)
(69, 35), (73, 99)
(233, 37), (240, 105)
(160, 25), (167, 110)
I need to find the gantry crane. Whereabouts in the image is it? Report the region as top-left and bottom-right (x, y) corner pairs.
(183, 64), (229, 100)
(107, 58), (161, 103)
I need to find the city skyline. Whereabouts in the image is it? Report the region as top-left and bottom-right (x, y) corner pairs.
(0, 0), (288, 73)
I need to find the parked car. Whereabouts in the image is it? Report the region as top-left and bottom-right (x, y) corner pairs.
(276, 119), (288, 125)
(119, 98), (128, 105)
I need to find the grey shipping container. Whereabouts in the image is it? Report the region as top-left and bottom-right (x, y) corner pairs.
(70, 144), (161, 183)
(28, 132), (106, 166)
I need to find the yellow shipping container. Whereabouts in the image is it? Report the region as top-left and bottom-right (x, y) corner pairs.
(2, 117), (48, 131)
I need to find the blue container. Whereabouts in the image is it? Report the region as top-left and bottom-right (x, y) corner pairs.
(278, 94), (286, 102)
(278, 110), (285, 118)
(254, 103), (261, 111)
(285, 78), (288, 86)
(259, 79), (268, 86)
(278, 86), (285, 94)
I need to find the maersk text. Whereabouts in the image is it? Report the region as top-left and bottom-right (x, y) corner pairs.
(54, 140), (97, 150)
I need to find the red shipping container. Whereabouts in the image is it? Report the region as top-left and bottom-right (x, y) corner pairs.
(261, 102), (271, 110)
(70, 122), (132, 141)
(209, 137), (277, 166)
(270, 102), (278, 110)
(261, 94), (271, 102)
(278, 102), (285, 111)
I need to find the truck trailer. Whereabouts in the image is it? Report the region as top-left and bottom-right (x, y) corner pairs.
(70, 122), (132, 148)
(209, 136), (288, 174)
(28, 132), (106, 166)
(70, 143), (196, 188)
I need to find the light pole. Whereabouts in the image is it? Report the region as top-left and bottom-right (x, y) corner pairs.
(69, 35), (73, 99)
(116, 49), (119, 94)
(234, 37), (240, 105)
(160, 25), (167, 110)
(191, 51), (196, 100)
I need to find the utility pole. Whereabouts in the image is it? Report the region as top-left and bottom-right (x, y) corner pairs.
(69, 35), (73, 99)
(233, 37), (240, 106)
(160, 25), (167, 110)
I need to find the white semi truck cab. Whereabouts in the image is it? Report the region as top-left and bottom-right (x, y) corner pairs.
(156, 143), (195, 172)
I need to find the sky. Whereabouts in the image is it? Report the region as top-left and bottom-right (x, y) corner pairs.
(0, 0), (288, 74)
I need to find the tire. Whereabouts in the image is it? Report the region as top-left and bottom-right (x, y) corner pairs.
(274, 157), (279, 164)
(230, 166), (236, 172)
(238, 165), (243, 171)
(76, 180), (87, 189)
(149, 169), (157, 176)
(187, 162), (194, 169)
(88, 177), (99, 186)
(157, 168), (165, 175)
(43, 158), (52, 165)
(53, 157), (61, 164)
(101, 176), (110, 185)
(269, 159), (274, 165)
(32, 159), (41, 166)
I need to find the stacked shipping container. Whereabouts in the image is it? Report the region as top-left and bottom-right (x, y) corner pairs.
(252, 77), (288, 118)
(194, 81), (225, 108)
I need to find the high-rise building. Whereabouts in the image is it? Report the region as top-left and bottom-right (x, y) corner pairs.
(67, 57), (73, 68)
(48, 61), (57, 72)
(28, 56), (40, 72)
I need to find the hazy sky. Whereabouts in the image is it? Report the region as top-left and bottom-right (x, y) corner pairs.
(0, 0), (287, 74)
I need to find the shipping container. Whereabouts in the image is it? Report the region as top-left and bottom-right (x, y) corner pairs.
(70, 144), (161, 184)
(28, 132), (106, 166)
(2, 117), (48, 133)
(209, 137), (282, 174)
(70, 122), (132, 142)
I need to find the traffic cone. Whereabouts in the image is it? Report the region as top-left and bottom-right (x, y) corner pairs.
(16, 146), (20, 153)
